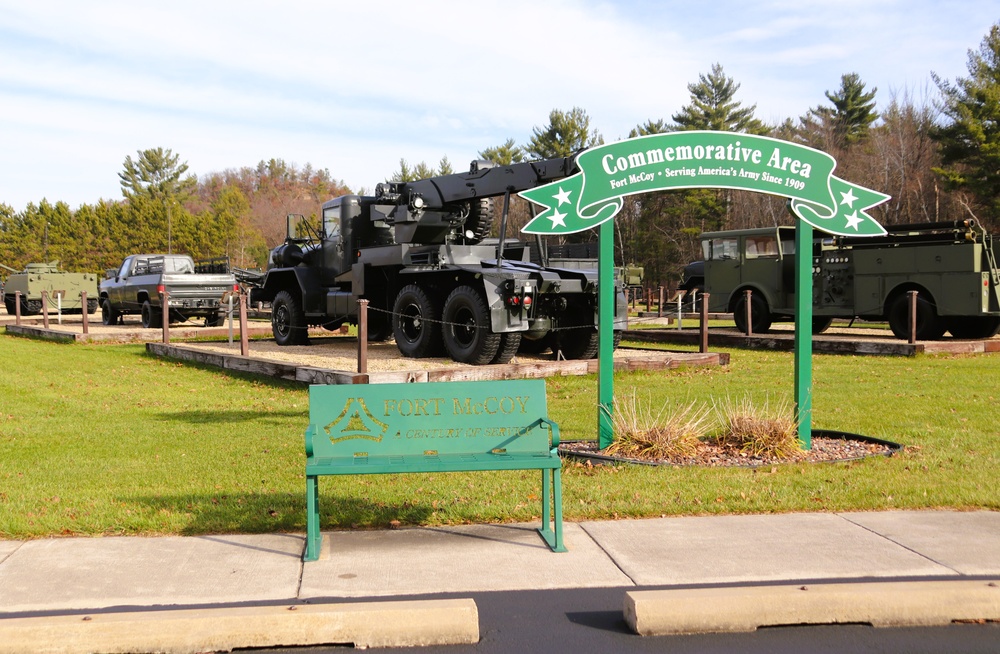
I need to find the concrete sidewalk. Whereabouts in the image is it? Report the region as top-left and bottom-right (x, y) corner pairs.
(1, 510), (998, 651)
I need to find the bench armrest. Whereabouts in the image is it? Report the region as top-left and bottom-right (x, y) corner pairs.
(534, 417), (561, 448)
(304, 424), (316, 458)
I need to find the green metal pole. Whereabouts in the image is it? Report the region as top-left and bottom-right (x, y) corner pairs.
(598, 220), (615, 449)
(794, 221), (813, 449)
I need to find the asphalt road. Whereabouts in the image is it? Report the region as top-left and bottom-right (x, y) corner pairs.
(260, 586), (1000, 653)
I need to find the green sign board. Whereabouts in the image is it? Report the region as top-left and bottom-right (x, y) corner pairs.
(520, 131), (889, 237)
(518, 131), (890, 450)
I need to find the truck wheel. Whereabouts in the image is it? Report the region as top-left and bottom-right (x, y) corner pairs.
(518, 332), (552, 355)
(812, 317), (834, 334)
(101, 299), (119, 326)
(141, 300), (162, 329)
(3, 295), (14, 315)
(946, 316), (1000, 340)
(392, 284), (442, 358)
(490, 332), (522, 364)
(442, 285), (501, 364)
(733, 293), (772, 334)
(365, 309), (393, 342)
(555, 325), (600, 360)
(205, 312), (224, 327)
(86, 298), (99, 314)
(888, 292), (946, 340)
(463, 197), (494, 244)
(272, 290), (309, 345)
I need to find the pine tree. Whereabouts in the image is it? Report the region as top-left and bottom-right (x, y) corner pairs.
(524, 107), (602, 159)
(931, 22), (1000, 223)
(479, 139), (525, 165)
(671, 64), (767, 134)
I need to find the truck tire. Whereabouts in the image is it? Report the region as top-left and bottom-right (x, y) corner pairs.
(392, 284), (442, 358)
(733, 292), (772, 334)
(365, 308), (393, 342)
(463, 197), (494, 244)
(518, 332), (552, 355)
(887, 292), (946, 340)
(442, 285), (501, 364)
(555, 325), (600, 360)
(272, 290), (309, 345)
(3, 295), (15, 315)
(490, 332), (522, 364)
(101, 299), (119, 326)
(141, 300), (162, 329)
(812, 317), (834, 334)
(946, 316), (1000, 340)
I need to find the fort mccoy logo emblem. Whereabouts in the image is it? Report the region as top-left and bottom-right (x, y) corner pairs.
(323, 397), (389, 444)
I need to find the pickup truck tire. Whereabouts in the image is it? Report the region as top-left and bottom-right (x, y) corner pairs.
(272, 290), (309, 345)
(392, 284), (442, 358)
(141, 300), (162, 329)
(101, 299), (119, 326)
(442, 285), (501, 364)
(887, 292), (946, 340)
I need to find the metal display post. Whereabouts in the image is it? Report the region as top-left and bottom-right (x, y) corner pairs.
(598, 220), (614, 449)
(794, 222), (813, 449)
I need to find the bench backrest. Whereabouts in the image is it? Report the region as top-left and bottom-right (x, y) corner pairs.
(307, 379), (553, 458)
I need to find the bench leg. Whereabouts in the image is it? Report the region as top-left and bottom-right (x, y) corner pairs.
(537, 467), (567, 553)
(304, 475), (321, 562)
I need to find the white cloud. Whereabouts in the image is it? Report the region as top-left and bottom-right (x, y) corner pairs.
(0, 0), (997, 211)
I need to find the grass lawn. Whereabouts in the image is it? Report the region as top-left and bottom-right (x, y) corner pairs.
(0, 332), (996, 540)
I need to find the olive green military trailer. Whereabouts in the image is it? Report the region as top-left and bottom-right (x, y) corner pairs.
(1, 261), (99, 315)
(679, 220), (1000, 340)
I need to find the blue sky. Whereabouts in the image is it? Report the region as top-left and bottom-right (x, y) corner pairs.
(1, 1), (996, 212)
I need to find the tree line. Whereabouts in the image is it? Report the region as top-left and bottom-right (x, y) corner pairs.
(2, 23), (998, 287)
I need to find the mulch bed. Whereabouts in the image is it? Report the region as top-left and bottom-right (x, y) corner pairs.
(559, 430), (901, 468)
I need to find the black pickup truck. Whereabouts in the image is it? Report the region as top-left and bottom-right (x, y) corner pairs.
(99, 254), (237, 328)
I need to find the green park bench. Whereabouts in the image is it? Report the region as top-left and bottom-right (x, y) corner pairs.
(304, 378), (566, 561)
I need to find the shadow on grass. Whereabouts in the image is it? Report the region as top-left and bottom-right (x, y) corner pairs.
(130, 491), (434, 536)
(155, 408), (306, 425)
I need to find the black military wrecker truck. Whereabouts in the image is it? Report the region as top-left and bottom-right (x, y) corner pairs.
(248, 156), (627, 365)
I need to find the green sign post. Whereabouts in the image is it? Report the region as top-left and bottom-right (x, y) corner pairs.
(520, 131), (890, 449)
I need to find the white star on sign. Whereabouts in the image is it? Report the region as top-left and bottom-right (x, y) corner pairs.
(553, 187), (572, 206)
(844, 211), (863, 230)
(840, 188), (858, 208)
(549, 209), (567, 228)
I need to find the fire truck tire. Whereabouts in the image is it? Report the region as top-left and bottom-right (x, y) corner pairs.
(946, 316), (1000, 339)
(442, 285), (501, 364)
(393, 284), (442, 358)
(733, 292), (772, 334)
(888, 292), (946, 340)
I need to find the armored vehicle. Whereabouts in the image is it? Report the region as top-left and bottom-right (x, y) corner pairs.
(1, 261), (99, 315)
(680, 220), (1000, 340)
(248, 156), (628, 365)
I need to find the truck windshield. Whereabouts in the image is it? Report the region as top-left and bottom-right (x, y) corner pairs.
(745, 235), (779, 259)
(706, 238), (738, 260)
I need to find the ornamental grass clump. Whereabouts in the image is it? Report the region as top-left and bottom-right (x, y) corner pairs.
(603, 392), (711, 459)
(713, 395), (801, 459)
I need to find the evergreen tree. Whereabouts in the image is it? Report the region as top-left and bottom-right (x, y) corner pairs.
(671, 63), (768, 134)
(479, 139), (525, 165)
(524, 107), (602, 159)
(800, 73), (878, 150)
(931, 22), (1000, 223)
(437, 156), (454, 176)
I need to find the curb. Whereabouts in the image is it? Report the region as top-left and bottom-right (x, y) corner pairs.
(625, 579), (1000, 635)
(0, 599), (479, 653)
